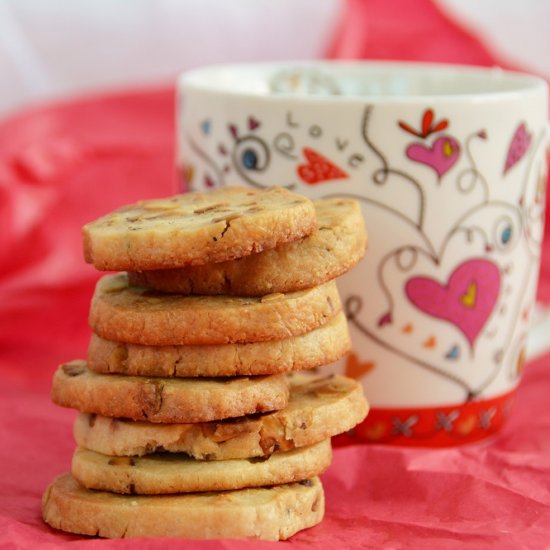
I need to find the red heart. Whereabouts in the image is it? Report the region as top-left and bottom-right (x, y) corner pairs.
(297, 147), (348, 185)
(248, 116), (260, 130)
(405, 259), (500, 347)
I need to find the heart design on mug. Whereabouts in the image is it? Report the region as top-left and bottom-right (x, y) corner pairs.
(345, 352), (375, 380)
(297, 147), (348, 185)
(405, 259), (501, 347)
(406, 136), (460, 178)
(248, 116), (260, 131)
(504, 122), (531, 174)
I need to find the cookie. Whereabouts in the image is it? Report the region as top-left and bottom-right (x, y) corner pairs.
(87, 311), (350, 377)
(82, 187), (317, 271)
(52, 360), (289, 423)
(42, 473), (324, 540)
(72, 439), (331, 495)
(74, 374), (368, 459)
(128, 198), (367, 295)
(89, 273), (341, 345)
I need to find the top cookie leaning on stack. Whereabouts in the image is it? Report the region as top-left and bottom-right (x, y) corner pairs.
(83, 186), (318, 271)
(83, 186), (367, 296)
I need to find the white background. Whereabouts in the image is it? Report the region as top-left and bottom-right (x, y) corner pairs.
(0, 0), (548, 117)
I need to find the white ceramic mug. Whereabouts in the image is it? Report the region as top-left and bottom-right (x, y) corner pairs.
(177, 62), (548, 446)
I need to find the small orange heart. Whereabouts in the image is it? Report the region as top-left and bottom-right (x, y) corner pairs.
(345, 352), (375, 380)
(184, 164), (195, 185)
(364, 422), (386, 441)
(423, 336), (437, 348)
(456, 415), (476, 435)
(402, 323), (414, 333)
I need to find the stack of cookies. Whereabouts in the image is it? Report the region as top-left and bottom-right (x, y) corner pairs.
(42, 186), (369, 541)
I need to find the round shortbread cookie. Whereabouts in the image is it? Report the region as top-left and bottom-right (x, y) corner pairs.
(71, 440), (331, 494)
(82, 186), (317, 271)
(74, 374), (368, 459)
(52, 360), (289, 423)
(128, 198), (367, 296)
(42, 474), (324, 540)
(89, 273), (341, 346)
(87, 312), (350, 377)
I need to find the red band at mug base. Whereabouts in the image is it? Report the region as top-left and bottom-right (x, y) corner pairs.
(334, 390), (515, 447)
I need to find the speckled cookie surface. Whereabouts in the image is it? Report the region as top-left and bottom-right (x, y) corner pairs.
(82, 187), (317, 271)
(74, 374), (368, 459)
(72, 440), (331, 495)
(42, 474), (324, 540)
(128, 198), (367, 295)
(52, 360), (289, 423)
(89, 273), (341, 345)
(87, 312), (350, 377)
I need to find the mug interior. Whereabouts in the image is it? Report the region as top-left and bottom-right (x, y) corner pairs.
(180, 61), (547, 101)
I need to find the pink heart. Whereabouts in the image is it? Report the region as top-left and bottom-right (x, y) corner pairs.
(406, 135), (460, 178)
(228, 124), (239, 140)
(405, 259), (500, 347)
(504, 122), (531, 174)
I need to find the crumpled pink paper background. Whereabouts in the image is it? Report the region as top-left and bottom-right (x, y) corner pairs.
(1, 0), (549, 547)
(2, 353), (550, 549)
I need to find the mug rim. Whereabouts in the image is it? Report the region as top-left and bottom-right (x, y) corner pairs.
(179, 60), (548, 103)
